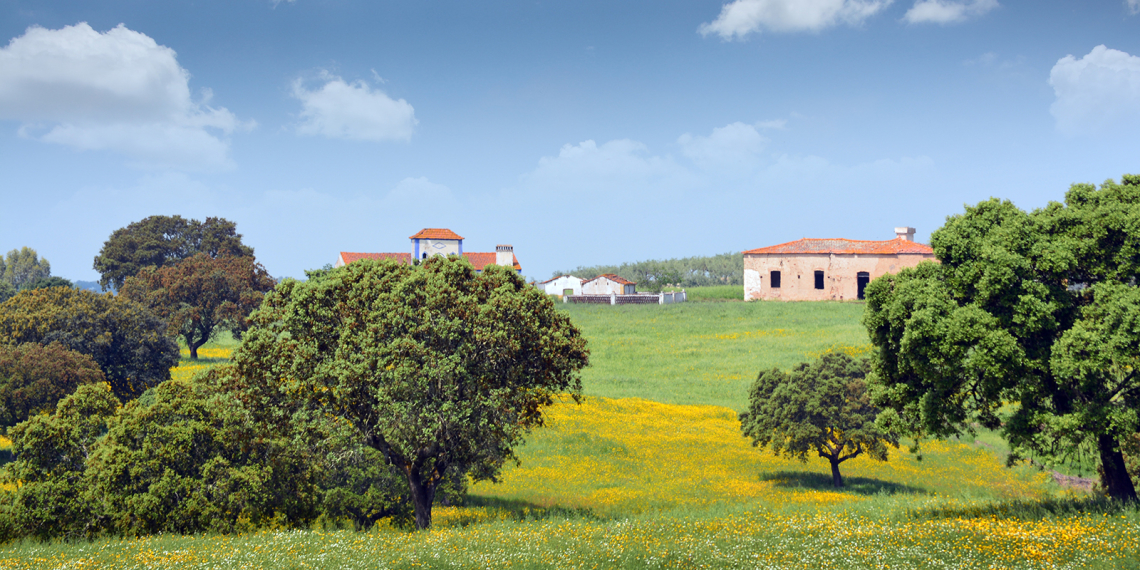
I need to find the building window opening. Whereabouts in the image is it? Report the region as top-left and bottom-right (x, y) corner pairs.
(814, 271), (825, 290)
(422, 253), (428, 259)
(770, 270), (781, 288)
(857, 272), (870, 300)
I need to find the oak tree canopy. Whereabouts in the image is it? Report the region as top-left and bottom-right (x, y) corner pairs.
(864, 174), (1140, 501)
(234, 256), (589, 529)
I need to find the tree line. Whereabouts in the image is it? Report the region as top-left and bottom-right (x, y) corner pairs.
(552, 252), (742, 291)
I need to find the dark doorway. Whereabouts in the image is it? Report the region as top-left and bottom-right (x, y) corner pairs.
(814, 271), (825, 290)
(770, 270), (781, 288)
(857, 272), (870, 300)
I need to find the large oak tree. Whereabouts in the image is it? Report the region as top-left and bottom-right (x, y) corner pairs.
(93, 215), (253, 291)
(120, 254), (275, 359)
(233, 255), (589, 529)
(864, 174), (1140, 501)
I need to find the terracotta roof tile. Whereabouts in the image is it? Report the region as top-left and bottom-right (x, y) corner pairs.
(409, 228), (464, 240)
(462, 252), (522, 271)
(339, 252), (412, 264)
(744, 237), (934, 256)
(583, 273), (636, 286)
(340, 251), (520, 271)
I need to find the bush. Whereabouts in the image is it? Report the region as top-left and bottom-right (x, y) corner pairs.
(0, 343), (105, 430)
(0, 383), (119, 542)
(0, 288), (178, 401)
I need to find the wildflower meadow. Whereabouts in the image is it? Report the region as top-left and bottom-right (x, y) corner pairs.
(2, 294), (1138, 569)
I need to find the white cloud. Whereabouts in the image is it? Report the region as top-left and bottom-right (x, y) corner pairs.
(677, 122), (768, 172)
(520, 139), (694, 197)
(699, 0), (893, 40)
(292, 73), (416, 142)
(1128, 0), (1140, 16)
(1049, 45), (1140, 136)
(0, 23), (246, 170)
(903, 0), (998, 25)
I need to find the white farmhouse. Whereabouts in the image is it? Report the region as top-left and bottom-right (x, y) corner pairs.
(536, 275), (584, 297)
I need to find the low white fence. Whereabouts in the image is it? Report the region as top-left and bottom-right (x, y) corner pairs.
(565, 290), (686, 305)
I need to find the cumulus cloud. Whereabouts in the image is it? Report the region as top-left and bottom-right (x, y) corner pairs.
(699, 0), (893, 40)
(292, 73), (417, 141)
(0, 23), (246, 170)
(520, 139), (694, 197)
(903, 0), (998, 25)
(677, 122), (768, 172)
(1049, 45), (1140, 136)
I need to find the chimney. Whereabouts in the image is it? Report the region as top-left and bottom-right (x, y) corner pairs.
(495, 245), (514, 267)
(894, 227), (916, 242)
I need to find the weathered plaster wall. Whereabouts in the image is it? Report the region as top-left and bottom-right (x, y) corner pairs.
(582, 277), (627, 295)
(414, 238), (461, 260)
(743, 252), (935, 301)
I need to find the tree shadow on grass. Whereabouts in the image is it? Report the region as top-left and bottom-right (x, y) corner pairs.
(909, 495), (1136, 522)
(760, 471), (929, 496)
(459, 495), (605, 525)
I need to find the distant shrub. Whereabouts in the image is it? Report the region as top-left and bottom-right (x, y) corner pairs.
(0, 287), (178, 401)
(0, 342), (105, 430)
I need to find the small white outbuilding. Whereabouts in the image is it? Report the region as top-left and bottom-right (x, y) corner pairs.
(536, 275), (583, 297)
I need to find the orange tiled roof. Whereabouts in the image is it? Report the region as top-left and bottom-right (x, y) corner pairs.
(463, 252), (522, 271)
(744, 237), (934, 256)
(339, 252), (412, 264)
(409, 228), (464, 240)
(339, 251), (520, 271)
(583, 273), (636, 286)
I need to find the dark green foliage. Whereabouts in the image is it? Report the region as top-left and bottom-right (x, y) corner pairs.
(0, 282), (13, 305)
(0, 342), (105, 430)
(236, 256), (589, 529)
(18, 276), (73, 291)
(0, 383), (118, 542)
(740, 353), (897, 488)
(0, 287), (179, 401)
(554, 252), (742, 289)
(864, 174), (1140, 501)
(1, 248), (50, 291)
(85, 376), (317, 535)
(119, 254), (275, 359)
(93, 215), (254, 291)
(0, 361), (415, 540)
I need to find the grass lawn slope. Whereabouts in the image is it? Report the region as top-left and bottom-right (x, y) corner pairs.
(2, 301), (1138, 569)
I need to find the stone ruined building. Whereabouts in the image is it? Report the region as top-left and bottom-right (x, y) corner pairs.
(743, 227), (935, 301)
(581, 274), (637, 295)
(336, 228), (522, 274)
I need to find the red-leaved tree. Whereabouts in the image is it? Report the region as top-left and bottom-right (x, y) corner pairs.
(121, 254), (275, 359)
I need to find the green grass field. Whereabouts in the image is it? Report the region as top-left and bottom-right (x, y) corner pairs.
(2, 296), (1138, 569)
(564, 296), (869, 409)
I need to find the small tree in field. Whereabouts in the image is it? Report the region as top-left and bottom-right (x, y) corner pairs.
(120, 254), (275, 359)
(234, 256), (590, 529)
(740, 353), (897, 488)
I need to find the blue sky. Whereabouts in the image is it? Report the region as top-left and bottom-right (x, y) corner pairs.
(1, 0), (1139, 282)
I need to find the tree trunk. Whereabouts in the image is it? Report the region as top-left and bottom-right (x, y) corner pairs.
(830, 458), (844, 488)
(1098, 433), (1138, 501)
(407, 471), (437, 530)
(184, 332), (199, 360)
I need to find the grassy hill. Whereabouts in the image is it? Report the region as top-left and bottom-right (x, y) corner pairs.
(3, 293), (1138, 569)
